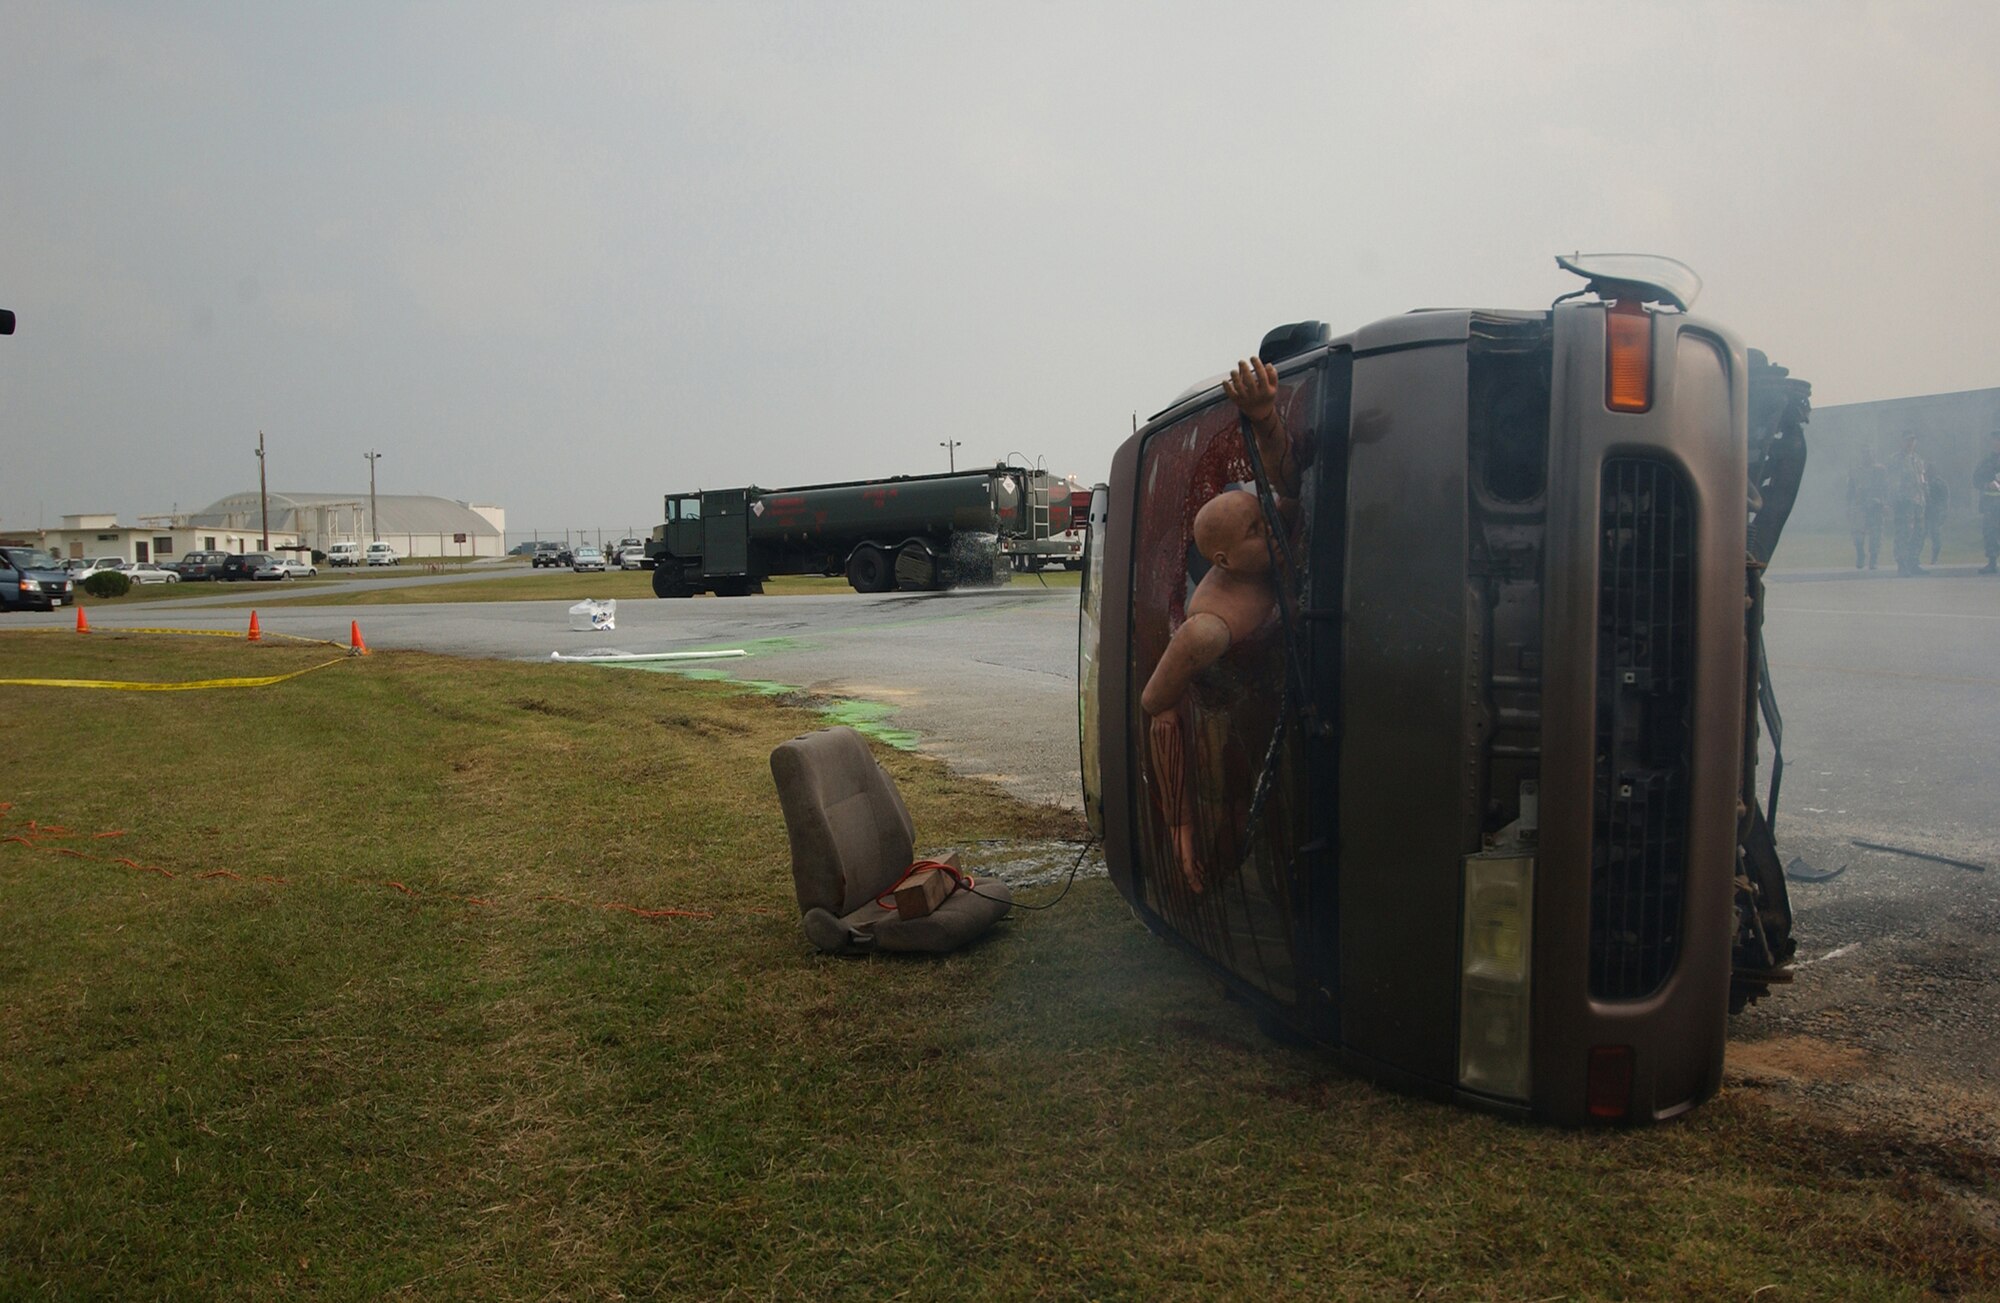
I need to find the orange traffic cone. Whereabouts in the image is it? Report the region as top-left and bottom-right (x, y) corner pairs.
(75, 605), (89, 634)
(247, 610), (262, 643)
(348, 620), (369, 656)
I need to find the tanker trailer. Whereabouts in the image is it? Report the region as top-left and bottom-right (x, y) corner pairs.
(648, 465), (1032, 597)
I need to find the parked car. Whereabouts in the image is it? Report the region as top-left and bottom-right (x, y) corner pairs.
(274, 557), (318, 578)
(365, 542), (400, 566)
(531, 542), (564, 568)
(221, 552), (281, 581)
(68, 556), (126, 582)
(123, 562), (180, 585)
(617, 546), (648, 570)
(252, 557), (294, 581)
(507, 542), (538, 557)
(170, 550), (230, 581)
(571, 545), (607, 572)
(327, 542), (362, 567)
(0, 545), (77, 611)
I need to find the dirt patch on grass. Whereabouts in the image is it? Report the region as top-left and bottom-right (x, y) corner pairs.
(652, 710), (752, 738)
(512, 696), (582, 718)
(1728, 1034), (1872, 1084)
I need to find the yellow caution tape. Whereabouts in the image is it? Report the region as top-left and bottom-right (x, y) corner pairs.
(0, 657), (350, 692)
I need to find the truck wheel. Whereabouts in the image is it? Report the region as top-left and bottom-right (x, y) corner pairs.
(895, 541), (940, 591)
(651, 563), (693, 599)
(846, 545), (893, 594)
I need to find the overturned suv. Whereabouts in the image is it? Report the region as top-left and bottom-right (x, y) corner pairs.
(1079, 256), (1810, 1125)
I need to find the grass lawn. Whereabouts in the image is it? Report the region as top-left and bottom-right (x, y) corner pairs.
(203, 567), (1083, 608)
(1, 634), (1992, 1298)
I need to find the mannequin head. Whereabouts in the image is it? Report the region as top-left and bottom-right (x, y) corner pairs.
(1192, 489), (1271, 576)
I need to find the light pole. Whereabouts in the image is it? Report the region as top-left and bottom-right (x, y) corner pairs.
(364, 450), (383, 542)
(255, 430), (270, 549)
(940, 439), (961, 473)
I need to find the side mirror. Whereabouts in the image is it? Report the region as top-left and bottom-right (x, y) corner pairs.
(1257, 319), (1330, 365)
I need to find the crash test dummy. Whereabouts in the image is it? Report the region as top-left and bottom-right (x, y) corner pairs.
(1140, 357), (1296, 893)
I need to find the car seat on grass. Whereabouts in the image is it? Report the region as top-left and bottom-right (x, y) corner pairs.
(770, 726), (1012, 954)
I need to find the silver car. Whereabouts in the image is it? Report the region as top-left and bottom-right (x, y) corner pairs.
(122, 562), (181, 585)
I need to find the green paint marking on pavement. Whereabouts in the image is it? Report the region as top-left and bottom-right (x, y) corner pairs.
(818, 699), (921, 750)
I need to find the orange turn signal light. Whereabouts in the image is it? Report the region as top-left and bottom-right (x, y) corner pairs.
(1604, 299), (1652, 413)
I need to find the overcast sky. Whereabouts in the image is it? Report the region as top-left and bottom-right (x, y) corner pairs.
(4, 1), (1996, 536)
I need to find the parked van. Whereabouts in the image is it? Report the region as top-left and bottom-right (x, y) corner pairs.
(365, 542), (400, 566)
(327, 542), (362, 567)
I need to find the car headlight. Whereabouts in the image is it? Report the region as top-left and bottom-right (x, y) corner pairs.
(1458, 850), (1535, 1103)
(20, 579), (41, 592)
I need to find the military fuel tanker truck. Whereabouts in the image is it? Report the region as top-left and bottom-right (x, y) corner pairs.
(648, 464), (1046, 597)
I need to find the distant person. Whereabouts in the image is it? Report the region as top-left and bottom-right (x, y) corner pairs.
(1889, 435), (1929, 577)
(1925, 469), (1950, 565)
(1846, 447), (1888, 570)
(1978, 429), (2000, 575)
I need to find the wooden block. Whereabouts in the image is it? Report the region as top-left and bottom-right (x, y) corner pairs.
(894, 868), (951, 920)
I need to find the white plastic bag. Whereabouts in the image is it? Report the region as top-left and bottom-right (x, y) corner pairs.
(568, 598), (616, 632)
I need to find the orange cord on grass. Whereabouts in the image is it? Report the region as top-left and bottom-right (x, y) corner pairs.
(601, 901), (716, 921)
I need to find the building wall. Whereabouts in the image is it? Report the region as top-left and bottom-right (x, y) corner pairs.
(36, 525), (302, 562)
(1792, 387), (2000, 547)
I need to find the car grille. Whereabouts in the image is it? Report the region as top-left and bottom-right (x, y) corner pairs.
(1589, 458), (1695, 1001)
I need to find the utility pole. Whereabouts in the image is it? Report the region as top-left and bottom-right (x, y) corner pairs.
(940, 439), (961, 473)
(256, 430), (270, 549)
(364, 450), (383, 541)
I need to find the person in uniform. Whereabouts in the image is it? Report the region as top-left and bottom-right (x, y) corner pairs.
(1889, 435), (1929, 576)
(1925, 468), (1950, 565)
(1977, 429), (2000, 575)
(1846, 447), (1888, 570)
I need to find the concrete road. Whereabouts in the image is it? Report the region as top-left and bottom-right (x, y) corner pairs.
(1732, 570), (2000, 1149)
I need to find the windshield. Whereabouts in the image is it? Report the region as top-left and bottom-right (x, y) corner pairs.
(4, 549), (57, 569)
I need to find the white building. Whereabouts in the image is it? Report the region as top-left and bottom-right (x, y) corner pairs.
(2, 513), (299, 564)
(187, 492), (508, 560)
